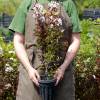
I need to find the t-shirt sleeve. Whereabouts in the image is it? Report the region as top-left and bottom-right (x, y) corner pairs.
(65, 0), (82, 33)
(9, 0), (32, 35)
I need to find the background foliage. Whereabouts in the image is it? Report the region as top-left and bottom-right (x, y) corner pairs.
(0, 0), (100, 16)
(74, 0), (100, 17)
(0, 34), (19, 100)
(75, 19), (100, 100)
(0, 0), (21, 16)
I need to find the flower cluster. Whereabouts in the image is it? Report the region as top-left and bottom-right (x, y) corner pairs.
(32, 1), (64, 31)
(32, 3), (44, 17)
(48, 1), (60, 10)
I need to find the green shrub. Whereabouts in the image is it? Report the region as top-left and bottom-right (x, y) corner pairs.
(0, 0), (22, 16)
(75, 54), (100, 100)
(0, 34), (19, 100)
(74, 0), (100, 17)
(75, 19), (100, 100)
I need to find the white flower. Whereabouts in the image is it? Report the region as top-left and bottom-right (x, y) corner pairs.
(32, 3), (44, 15)
(53, 18), (57, 23)
(61, 29), (64, 33)
(50, 24), (54, 28)
(5, 83), (11, 89)
(36, 4), (43, 11)
(93, 75), (96, 79)
(5, 66), (13, 72)
(10, 58), (13, 60)
(5, 63), (10, 67)
(40, 16), (45, 22)
(8, 50), (15, 54)
(50, 16), (53, 20)
(48, 1), (60, 10)
(0, 46), (3, 55)
(57, 18), (62, 26)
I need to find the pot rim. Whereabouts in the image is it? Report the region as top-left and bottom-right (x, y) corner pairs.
(39, 78), (56, 84)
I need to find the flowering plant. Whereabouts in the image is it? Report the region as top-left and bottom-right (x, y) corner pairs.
(32, 1), (68, 78)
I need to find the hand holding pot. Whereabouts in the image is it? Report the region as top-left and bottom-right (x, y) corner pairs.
(54, 67), (65, 86)
(28, 67), (40, 86)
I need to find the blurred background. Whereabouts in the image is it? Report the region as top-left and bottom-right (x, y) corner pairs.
(0, 0), (100, 100)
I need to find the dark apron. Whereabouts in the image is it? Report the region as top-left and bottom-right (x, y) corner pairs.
(16, 1), (75, 100)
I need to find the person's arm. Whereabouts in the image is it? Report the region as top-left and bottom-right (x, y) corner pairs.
(60, 33), (80, 70)
(14, 33), (40, 86)
(54, 33), (80, 85)
(54, 0), (81, 86)
(9, 0), (40, 86)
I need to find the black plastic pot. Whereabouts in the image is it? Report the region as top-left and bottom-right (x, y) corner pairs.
(39, 78), (56, 100)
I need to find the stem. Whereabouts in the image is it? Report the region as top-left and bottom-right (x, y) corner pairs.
(45, 62), (49, 80)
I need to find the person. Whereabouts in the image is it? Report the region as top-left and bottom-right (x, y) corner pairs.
(9, 0), (81, 100)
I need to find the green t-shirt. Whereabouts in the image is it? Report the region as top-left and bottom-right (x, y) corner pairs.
(9, 0), (81, 34)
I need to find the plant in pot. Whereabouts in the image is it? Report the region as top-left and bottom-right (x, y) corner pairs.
(32, 1), (69, 100)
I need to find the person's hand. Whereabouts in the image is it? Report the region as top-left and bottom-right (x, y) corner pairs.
(54, 67), (65, 86)
(28, 67), (40, 86)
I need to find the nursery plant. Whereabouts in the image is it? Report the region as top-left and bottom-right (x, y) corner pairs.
(31, 1), (71, 100)
(0, 34), (19, 100)
(33, 1), (70, 80)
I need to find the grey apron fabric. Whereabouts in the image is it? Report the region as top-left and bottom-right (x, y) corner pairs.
(16, 1), (75, 100)
(16, 64), (75, 100)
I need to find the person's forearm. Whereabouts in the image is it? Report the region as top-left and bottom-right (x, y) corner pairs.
(14, 33), (40, 85)
(60, 34), (80, 71)
(14, 35), (32, 72)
